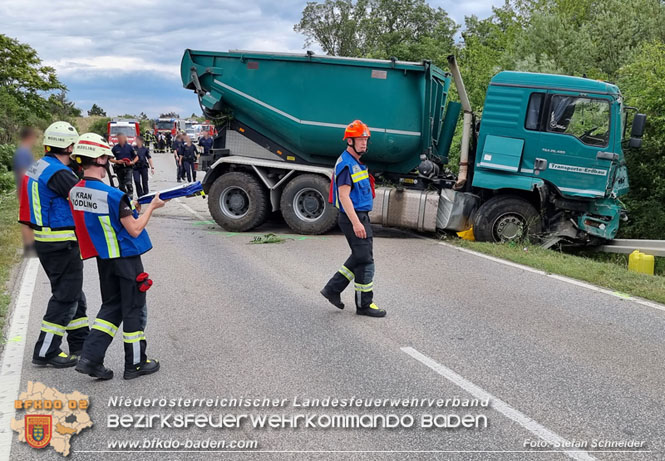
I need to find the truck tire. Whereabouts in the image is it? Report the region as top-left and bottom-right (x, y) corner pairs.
(280, 174), (338, 234)
(473, 195), (542, 243)
(208, 172), (269, 232)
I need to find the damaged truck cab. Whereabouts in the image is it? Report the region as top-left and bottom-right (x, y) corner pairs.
(471, 72), (641, 244)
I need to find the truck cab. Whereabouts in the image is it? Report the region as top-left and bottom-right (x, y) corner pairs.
(470, 72), (643, 243)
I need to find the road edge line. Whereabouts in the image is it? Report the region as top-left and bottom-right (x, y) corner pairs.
(429, 238), (665, 313)
(0, 258), (39, 460)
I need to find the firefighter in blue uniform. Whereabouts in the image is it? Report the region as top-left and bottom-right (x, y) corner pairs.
(69, 133), (165, 380)
(179, 136), (199, 182)
(110, 133), (136, 196)
(198, 130), (213, 156)
(172, 134), (184, 182)
(320, 120), (386, 318)
(18, 121), (90, 367)
(132, 136), (154, 197)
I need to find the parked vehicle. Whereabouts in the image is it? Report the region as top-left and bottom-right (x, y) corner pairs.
(108, 120), (140, 146)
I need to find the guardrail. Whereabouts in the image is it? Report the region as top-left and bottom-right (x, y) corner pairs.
(596, 239), (665, 257)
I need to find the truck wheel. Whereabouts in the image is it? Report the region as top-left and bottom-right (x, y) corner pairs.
(280, 174), (338, 234)
(473, 196), (542, 243)
(208, 172), (269, 231)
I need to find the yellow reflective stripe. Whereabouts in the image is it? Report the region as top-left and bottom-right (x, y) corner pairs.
(32, 181), (43, 226)
(66, 317), (89, 330)
(122, 331), (146, 343)
(41, 327), (65, 336)
(351, 170), (369, 183)
(41, 320), (65, 336)
(354, 282), (374, 292)
(338, 265), (354, 281)
(34, 228), (77, 242)
(92, 318), (118, 337)
(98, 216), (120, 258)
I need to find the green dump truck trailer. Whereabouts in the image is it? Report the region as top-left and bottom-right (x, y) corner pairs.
(181, 49), (646, 244)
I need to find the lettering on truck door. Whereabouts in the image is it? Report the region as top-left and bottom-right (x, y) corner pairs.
(535, 91), (614, 197)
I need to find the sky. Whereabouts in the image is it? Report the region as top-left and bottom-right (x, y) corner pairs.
(0, 0), (503, 119)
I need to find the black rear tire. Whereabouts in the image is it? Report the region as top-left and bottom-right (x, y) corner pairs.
(208, 172), (269, 232)
(280, 174), (338, 234)
(473, 195), (542, 242)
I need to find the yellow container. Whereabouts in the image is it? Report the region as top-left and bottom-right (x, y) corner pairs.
(457, 227), (475, 241)
(628, 250), (655, 276)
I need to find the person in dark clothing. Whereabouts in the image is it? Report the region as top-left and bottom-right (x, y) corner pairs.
(320, 120), (386, 318)
(198, 130), (213, 156)
(179, 136), (199, 182)
(70, 133), (165, 381)
(172, 134), (184, 182)
(165, 132), (172, 150)
(132, 137), (154, 197)
(18, 121), (90, 368)
(110, 133), (137, 197)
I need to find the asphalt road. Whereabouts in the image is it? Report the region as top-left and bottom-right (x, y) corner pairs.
(4, 152), (665, 460)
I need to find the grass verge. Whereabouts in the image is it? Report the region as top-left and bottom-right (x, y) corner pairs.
(0, 192), (22, 344)
(449, 238), (665, 305)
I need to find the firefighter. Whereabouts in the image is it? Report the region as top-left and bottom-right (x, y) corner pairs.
(132, 136), (154, 197)
(69, 133), (165, 380)
(179, 136), (199, 182)
(198, 130), (213, 156)
(18, 121), (90, 367)
(110, 133), (136, 196)
(320, 120), (386, 318)
(172, 134), (184, 182)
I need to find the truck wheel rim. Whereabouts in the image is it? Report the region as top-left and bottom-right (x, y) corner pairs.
(220, 186), (249, 219)
(293, 188), (325, 222)
(493, 213), (525, 241)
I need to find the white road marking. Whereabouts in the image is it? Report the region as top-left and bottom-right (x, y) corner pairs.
(0, 258), (39, 460)
(175, 198), (206, 221)
(433, 239), (665, 313)
(401, 347), (596, 461)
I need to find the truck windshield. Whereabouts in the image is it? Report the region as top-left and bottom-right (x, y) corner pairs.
(156, 121), (172, 129)
(547, 95), (610, 147)
(110, 126), (137, 136)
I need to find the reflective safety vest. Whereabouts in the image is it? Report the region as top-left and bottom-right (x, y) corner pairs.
(18, 156), (77, 243)
(331, 150), (373, 214)
(69, 179), (152, 260)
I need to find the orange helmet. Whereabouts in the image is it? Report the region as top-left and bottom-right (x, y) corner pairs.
(343, 120), (371, 140)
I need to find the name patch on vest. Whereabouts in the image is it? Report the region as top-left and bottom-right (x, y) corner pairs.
(70, 187), (109, 214)
(25, 159), (49, 180)
(352, 164), (362, 174)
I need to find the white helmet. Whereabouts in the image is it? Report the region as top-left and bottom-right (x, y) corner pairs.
(44, 121), (79, 149)
(71, 133), (112, 162)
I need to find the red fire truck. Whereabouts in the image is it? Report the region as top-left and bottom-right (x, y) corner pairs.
(107, 120), (140, 146)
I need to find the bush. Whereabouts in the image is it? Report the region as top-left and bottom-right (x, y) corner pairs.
(0, 143), (16, 193)
(88, 117), (111, 137)
(617, 42), (665, 239)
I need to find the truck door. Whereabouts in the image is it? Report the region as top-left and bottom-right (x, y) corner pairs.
(535, 92), (614, 198)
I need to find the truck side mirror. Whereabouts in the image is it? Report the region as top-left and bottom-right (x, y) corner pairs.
(629, 113), (646, 148)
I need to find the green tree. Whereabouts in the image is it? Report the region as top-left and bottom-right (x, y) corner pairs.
(295, 0), (457, 61)
(47, 91), (81, 122)
(88, 104), (106, 117)
(0, 34), (65, 143)
(616, 41), (665, 239)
